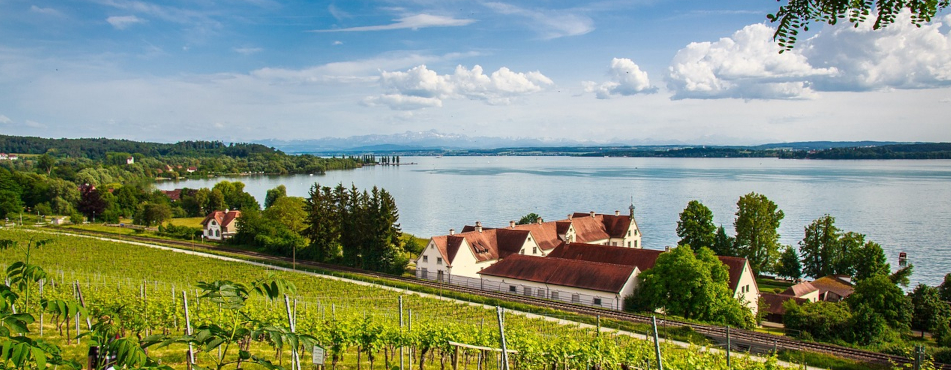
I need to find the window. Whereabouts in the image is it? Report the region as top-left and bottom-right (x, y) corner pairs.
(437, 270), (444, 282)
(524, 287), (532, 295)
(436, 257), (443, 265)
(520, 250), (524, 255)
(551, 292), (559, 300)
(532, 247), (537, 254)
(593, 298), (602, 306)
(612, 242), (617, 246)
(634, 240), (638, 248)
(509, 285), (517, 293)
(215, 230), (220, 237)
(627, 230), (631, 236)
(211, 220), (217, 226)
(423, 256), (428, 263)
(571, 294), (581, 303)
(627, 242), (631, 247)
(536, 289), (545, 298)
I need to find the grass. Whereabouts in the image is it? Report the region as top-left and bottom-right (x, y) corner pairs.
(166, 217), (205, 228)
(757, 277), (795, 294)
(776, 350), (891, 370)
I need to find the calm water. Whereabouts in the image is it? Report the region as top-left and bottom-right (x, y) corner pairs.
(157, 157), (951, 286)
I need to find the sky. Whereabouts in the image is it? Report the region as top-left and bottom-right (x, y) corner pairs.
(1, 0), (951, 145)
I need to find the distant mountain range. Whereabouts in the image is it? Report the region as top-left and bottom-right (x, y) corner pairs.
(255, 130), (907, 154)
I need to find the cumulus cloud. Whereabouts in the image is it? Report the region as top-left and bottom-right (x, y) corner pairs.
(583, 58), (656, 98)
(107, 15), (145, 30)
(667, 10), (951, 100)
(667, 23), (835, 100)
(233, 47), (262, 55)
(0, 115), (11, 124)
(483, 2), (593, 39)
(314, 14), (474, 32)
(369, 64), (553, 110)
(802, 12), (951, 91)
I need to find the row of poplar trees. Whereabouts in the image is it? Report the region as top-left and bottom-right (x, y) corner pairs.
(303, 183), (407, 274)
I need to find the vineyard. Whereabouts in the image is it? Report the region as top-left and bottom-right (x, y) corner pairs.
(1, 228), (803, 370)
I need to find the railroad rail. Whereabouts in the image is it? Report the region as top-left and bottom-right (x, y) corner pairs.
(56, 228), (946, 369)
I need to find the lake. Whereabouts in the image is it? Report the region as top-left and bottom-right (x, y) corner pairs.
(157, 156), (951, 286)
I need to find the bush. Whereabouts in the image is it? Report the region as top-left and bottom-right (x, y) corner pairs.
(157, 223), (203, 240)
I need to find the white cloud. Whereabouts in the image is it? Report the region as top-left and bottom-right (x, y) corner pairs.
(583, 58), (656, 98)
(362, 94), (443, 110)
(483, 2), (593, 39)
(332, 41), (343, 46)
(250, 52), (479, 84)
(667, 23), (835, 100)
(370, 65), (554, 110)
(667, 11), (951, 100)
(0, 115), (11, 124)
(327, 4), (350, 21)
(314, 14), (474, 32)
(30, 5), (63, 16)
(107, 15), (145, 30)
(233, 47), (262, 55)
(802, 12), (951, 91)
(25, 120), (45, 128)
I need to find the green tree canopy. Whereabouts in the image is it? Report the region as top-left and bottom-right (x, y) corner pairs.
(676, 200), (717, 250)
(799, 215), (840, 278)
(517, 212), (541, 225)
(711, 225), (737, 257)
(776, 246), (802, 280)
(734, 192), (784, 276)
(847, 274), (913, 331)
(939, 273), (951, 302)
(264, 185), (287, 209)
(910, 284), (951, 338)
(633, 245), (753, 328)
(767, 0), (950, 52)
(263, 196), (307, 233)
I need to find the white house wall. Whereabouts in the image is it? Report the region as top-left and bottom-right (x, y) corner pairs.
(733, 262), (761, 316)
(479, 273), (637, 310)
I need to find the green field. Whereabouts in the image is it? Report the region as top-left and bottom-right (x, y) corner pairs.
(0, 228), (807, 370)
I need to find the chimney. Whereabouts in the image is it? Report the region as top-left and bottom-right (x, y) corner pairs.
(449, 228), (455, 235)
(590, 211), (596, 218)
(568, 214), (573, 220)
(537, 217), (543, 224)
(510, 220), (515, 228)
(615, 210), (620, 216)
(475, 221), (482, 233)
(664, 246), (671, 252)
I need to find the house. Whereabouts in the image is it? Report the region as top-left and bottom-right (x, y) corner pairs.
(478, 254), (639, 310)
(187, 167), (197, 173)
(476, 243), (760, 313)
(200, 210), (241, 240)
(544, 243), (760, 314)
(416, 206), (642, 284)
(126, 156), (134, 165)
(760, 275), (855, 323)
(0, 153), (17, 160)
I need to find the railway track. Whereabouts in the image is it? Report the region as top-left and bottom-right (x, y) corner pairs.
(59, 228), (946, 369)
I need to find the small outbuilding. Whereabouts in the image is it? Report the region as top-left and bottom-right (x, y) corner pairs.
(201, 210), (241, 240)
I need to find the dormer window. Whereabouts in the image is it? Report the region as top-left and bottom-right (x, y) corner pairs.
(211, 220), (217, 226)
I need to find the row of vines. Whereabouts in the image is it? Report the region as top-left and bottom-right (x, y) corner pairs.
(1, 229), (802, 370)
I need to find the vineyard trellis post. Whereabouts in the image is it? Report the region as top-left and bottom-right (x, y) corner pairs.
(74, 281), (92, 330)
(183, 291), (195, 369)
(651, 316), (662, 370)
(496, 307), (509, 370)
(39, 279), (44, 336)
(726, 325), (731, 368)
(399, 295), (404, 370)
(284, 295), (302, 370)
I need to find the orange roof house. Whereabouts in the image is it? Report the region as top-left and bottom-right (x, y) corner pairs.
(200, 210), (241, 240)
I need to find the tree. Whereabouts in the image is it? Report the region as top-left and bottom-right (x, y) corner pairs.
(134, 202), (172, 226)
(940, 273), (951, 302)
(767, 0), (949, 52)
(847, 274), (913, 330)
(676, 200), (717, 250)
(711, 225), (737, 256)
(910, 284), (951, 338)
(77, 184), (106, 221)
(263, 196), (307, 233)
(776, 246), (802, 280)
(633, 245), (753, 327)
(37, 154), (55, 176)
(851, 237), (890, 281)
(783, 300), (852, 342)
(734, 192), (784, 276)
(264, 185), (287, 209)
(517, 212), (540, 225)
(799, 215), (840, 278)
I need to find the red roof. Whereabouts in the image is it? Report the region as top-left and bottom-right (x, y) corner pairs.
(478, 254), (637, 293)
(761, 293), (809, 315)
(717, 256), (750, 293)
(783, 281), (819, 297)
(547, 243), (663, 271)
(200, 210), (242, 229)
(429, 228), (531, 264)
(162, 189), (183, 201)
(810, 275), (854, 300)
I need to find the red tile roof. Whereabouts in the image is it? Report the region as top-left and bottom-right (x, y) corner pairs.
(478, 254), (637, 293)
(783, 281), (819, 297)
(200, 210), (242, 230)
(717, 256), (750, 293)
(547, 243), (663, 271)
(510, 222), (564, 251)
(761, 293), (809, 315)
(811, 275), (854, 300)
(429, 228), (531, 264)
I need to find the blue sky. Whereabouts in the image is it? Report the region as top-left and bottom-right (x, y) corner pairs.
(1, 0), (950, 144)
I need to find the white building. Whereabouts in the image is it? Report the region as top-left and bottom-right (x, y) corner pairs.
(200, 210), (241, 240)
(415, 207), (643, 284)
